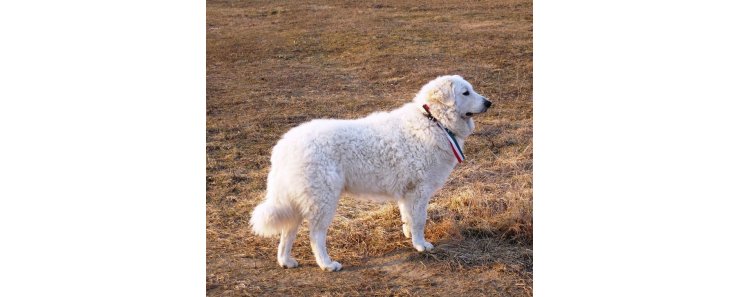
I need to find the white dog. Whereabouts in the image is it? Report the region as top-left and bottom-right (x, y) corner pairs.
(250, 75), (491, 271)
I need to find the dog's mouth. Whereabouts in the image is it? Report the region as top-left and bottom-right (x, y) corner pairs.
(464, 109), (488, 117)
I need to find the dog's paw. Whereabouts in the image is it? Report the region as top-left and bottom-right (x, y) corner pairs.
(320, 261), (343, 272)
(402, 224), (411, 239)
(278, 258), (298, 269)
(413, 241), (434, 252)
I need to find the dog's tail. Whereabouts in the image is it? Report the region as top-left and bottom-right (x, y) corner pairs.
(249, 192), (299, 237)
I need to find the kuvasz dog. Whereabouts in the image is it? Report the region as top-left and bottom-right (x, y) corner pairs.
(250, 75), (491, 271)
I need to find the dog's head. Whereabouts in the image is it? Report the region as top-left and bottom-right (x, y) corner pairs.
(413, 75), (492, 136)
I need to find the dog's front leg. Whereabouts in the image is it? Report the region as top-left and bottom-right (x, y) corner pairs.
(400, 192), (434, 252)
(398, 201), (412, 239)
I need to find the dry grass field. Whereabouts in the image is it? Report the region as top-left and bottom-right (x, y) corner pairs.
(207, 0), (532, 296)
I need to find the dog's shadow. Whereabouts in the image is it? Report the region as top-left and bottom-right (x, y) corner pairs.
(343, 231), (532, 273)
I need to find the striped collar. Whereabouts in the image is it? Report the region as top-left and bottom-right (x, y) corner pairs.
(422, 104), (465, 163)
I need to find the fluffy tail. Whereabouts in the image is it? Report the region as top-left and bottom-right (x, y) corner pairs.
(249, 198), (298, 237)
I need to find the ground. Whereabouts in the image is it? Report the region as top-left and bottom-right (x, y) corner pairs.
(207, 0), (532, 296)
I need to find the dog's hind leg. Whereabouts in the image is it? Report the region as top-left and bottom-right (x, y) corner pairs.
(277, 220), (300, 268)
(302, 165), (343, 271)
(307, 204), (342, 272)
(303, 184), (343, 272)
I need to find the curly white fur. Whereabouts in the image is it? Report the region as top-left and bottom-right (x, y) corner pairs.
(250, 75), (491, 271)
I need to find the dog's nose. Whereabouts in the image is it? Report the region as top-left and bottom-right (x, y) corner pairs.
(484, 100), (492, 108)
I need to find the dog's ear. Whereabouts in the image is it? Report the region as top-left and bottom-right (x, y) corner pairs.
(429, 78), (455, 107)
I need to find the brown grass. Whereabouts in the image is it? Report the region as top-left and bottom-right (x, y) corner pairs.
(207, 0), (532, 296)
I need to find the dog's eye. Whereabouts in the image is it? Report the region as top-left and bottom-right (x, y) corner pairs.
(462, 91), (470, 96)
